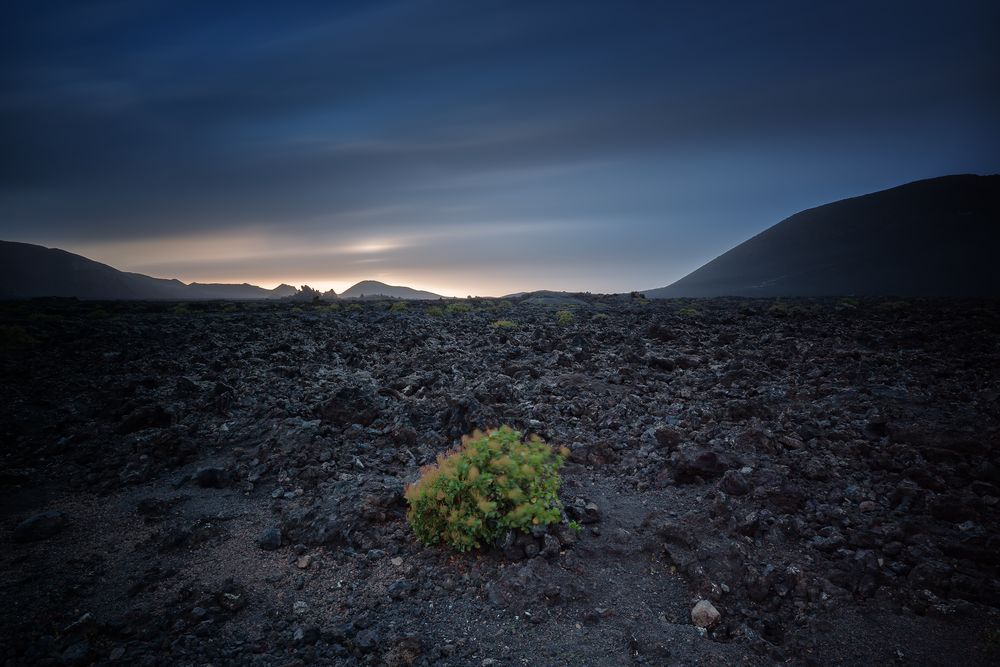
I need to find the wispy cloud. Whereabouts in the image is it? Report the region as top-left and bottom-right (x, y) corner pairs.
(1, 0), (998, 292)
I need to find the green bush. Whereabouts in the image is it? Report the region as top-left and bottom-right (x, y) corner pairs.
(446, 302), (472, 314)
(592, 312), (609, 321)
(389, 301), (408, 312)
(555, 310), (573, 325)
(491, 319), (516, 328)
(405, 426), (568, 551)
(426, 305), (444, 317)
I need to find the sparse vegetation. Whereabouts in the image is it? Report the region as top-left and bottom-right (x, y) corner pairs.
(426, 305), (444, 317)
(405, 426), (568, 551)
(555, 310), (574, 325)
(491, 319), (516, 328)
(678, 306), (700, 317)
(767, 299), (788, 317)
(345, 302), (362, 312)
(389, 301), (408, 312)
(0, 324), (37, 350)
(592, 312), (609, 321)
(446, 302), (472, 314)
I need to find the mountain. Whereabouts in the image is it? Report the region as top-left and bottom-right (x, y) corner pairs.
(338, 280), (443, 300)
(0, 241), (295, 300)
(646, 174), (1000, 298)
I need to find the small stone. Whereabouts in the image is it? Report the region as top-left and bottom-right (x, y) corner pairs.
(257, 526), (283, 550)
(859, 500), (877, 512)
(691, 599), (721, 628)
(390, 556), (404, 566)
(296, 555), (312, 569)
(293, 600), (309, 615)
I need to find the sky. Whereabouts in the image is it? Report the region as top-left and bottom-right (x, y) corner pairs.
(2, 0), (998, 296)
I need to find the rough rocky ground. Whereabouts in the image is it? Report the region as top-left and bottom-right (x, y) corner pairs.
(1, 295), (999, 666)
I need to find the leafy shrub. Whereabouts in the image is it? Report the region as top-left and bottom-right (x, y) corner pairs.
(389, 301), (408, 312)
(491, 319), (516, 328)
(678, 306), (700, 317)
(555, 310), (573, 325)
(592, 312), (609, 321)
(426, 305), (444, 317)
(345, 302), (362, 311)
(446, 302), (472, 314)
(324, 303), (341, 312)
(405, 426), (568, 551)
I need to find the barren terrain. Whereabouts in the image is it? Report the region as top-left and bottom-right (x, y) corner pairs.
(2, 296), (999, 666)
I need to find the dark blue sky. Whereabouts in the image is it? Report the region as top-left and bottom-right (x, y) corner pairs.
(2, 0), (998, 294)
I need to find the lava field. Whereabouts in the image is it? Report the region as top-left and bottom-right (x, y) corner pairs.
(1, 295), (999, 666)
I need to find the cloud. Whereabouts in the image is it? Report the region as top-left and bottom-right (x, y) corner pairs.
(1, 0), (998, 291)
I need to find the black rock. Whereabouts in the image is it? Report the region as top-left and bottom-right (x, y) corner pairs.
(280, 504), (345, 546)
(257, 526), (283, 550)
(13, 510), (68, 543)
(720, 469), (750, 496)
(354, 628), (380, 652)
(673, 450), (726, 483)
(316, 386), (381, 426)
(194, 466), (229, 489)
(60, 640), (90, 666)
(116, 404), (172, 434)
(388, 580), (417, 600)
(654, 425), (682, 449)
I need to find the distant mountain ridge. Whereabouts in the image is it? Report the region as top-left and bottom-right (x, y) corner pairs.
(0, 241), (443, 301)
(646, 174), (1000, 298)
(0, 241), (293, 300)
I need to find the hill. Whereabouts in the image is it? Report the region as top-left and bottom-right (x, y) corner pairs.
(646, 174), (1000, 298)
(338, 280), (443, 300)
(0, 241), (295, 300)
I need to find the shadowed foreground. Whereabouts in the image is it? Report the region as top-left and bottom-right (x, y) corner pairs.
(1, 296), (998, 666)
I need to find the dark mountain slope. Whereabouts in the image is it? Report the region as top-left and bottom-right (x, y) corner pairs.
(0, 241), (293, 300)
(647, 175), (1000, 297)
